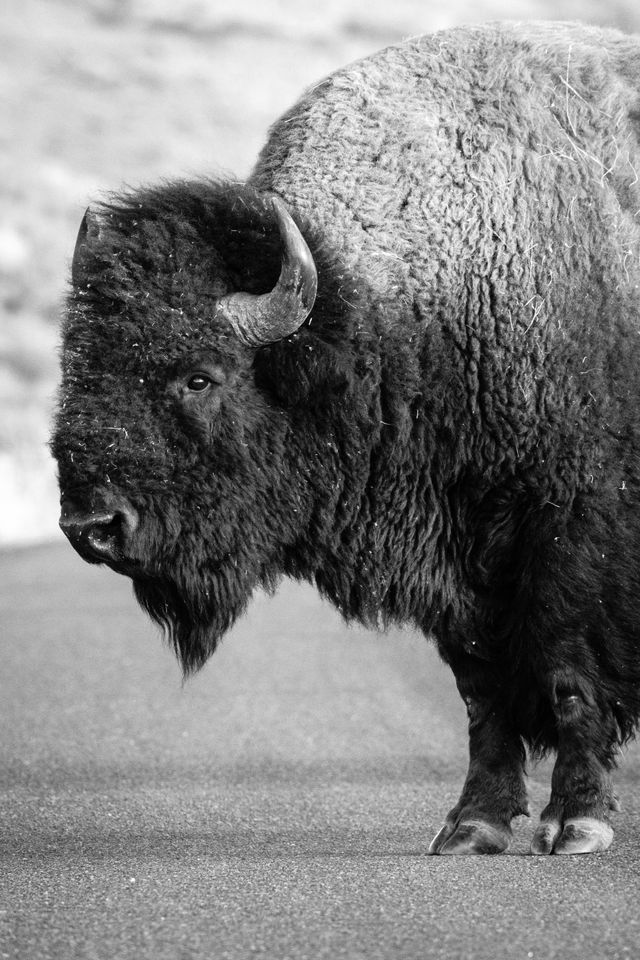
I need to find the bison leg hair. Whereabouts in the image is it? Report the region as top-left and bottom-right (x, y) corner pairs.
(531, 682), (619, 856)
(429, 663), (529, 856)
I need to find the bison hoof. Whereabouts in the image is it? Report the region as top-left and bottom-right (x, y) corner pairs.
(428, 818), (511, 855)
(530, 817), (614, 855)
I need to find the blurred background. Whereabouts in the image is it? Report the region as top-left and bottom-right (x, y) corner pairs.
(2, 0), (640, 547)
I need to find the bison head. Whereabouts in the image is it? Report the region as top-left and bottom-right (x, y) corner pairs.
(51, 182), (320, 672)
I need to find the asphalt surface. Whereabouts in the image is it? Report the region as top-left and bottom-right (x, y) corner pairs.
(2, 542), (640, 959)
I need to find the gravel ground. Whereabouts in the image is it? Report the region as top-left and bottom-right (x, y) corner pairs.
(2, 542), (640, 959)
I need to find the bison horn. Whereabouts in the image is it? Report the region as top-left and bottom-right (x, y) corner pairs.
(71, 205), (102, 288)
(216, 195), (318, 347)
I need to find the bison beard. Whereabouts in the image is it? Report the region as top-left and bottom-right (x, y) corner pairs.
(129, 519), (281, 674)
(132, 571), (243, 674)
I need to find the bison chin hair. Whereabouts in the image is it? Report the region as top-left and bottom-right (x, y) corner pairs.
(132, 565), (276, 675)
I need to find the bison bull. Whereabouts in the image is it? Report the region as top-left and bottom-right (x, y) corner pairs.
(52, 21), (640, 855)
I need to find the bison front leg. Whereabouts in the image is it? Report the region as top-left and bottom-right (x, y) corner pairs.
(429, 672), (529, 855)
(531, 683), (618, 856)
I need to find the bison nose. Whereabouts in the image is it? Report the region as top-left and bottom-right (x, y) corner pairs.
(59, 499), (139, 564)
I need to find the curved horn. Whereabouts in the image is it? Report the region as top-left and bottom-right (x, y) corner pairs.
(71, 205), (102, 288)
(217, 195), (318, 347)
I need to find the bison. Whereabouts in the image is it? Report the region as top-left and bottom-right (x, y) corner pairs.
(52, 20), (640, 856)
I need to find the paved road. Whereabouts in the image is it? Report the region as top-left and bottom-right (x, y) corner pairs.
(2, 542), (640, 959)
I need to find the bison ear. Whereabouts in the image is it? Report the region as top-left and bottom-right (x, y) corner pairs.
(71, 205), (103, 288)
(215, 195), (318, 347)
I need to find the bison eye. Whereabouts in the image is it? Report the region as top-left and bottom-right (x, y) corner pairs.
(186, 374), (213, 393)
(173, 364), (227, 404)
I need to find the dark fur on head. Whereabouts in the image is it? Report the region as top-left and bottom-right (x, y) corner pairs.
(54, 179), (400, 672)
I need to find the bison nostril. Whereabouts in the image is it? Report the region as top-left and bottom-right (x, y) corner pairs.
(59, 512), (119, 562)
(86, 515), (123, 560)
(59, 501), (139, 564)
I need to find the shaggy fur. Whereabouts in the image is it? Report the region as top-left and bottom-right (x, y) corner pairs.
(52, 21), (640, 855)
